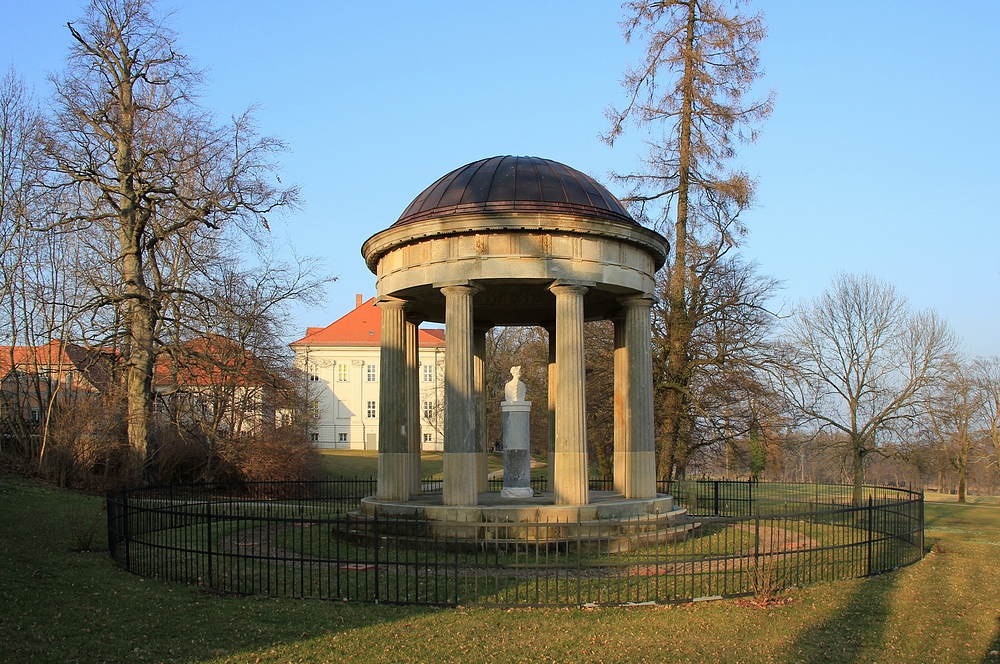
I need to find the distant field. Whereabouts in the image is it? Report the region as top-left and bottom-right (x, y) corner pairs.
(923, 490), (1000, 505)
(2, 474), (999, 663)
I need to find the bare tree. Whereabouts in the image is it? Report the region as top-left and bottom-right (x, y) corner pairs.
(603, 0), (775, 479)
(925, 360), (984, 503)
(650, 254), (781, 477)
(0, 68), (89, 464)
(974, 356), (1000, 478)
(778, 273), (956, 504)
(44, 0), (299, 476)
(584, 321), (616, 480)
(927, 360), (989, 503)
(155, 253), (328, 482)
(0, 68), (41, 454)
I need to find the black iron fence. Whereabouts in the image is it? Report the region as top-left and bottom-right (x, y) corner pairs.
(106, 478), (923, 606)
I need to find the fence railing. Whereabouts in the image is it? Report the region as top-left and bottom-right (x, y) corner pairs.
(106, 478), (923, 606)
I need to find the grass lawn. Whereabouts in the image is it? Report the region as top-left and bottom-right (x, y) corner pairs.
(2, 474), (1000, 663)
(319, 450), (510, 480)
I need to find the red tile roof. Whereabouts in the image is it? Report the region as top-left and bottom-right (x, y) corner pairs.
(0, 340), (114, 391)
(0, 340), (73, 375)
(291, 297), (446, 348)
(154, 336), (277, 389)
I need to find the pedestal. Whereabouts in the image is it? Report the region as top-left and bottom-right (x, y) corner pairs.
(500, 400), (533, 499)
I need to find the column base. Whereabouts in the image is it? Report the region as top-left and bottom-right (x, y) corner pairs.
(376, 452), (410, 502)
(443, 452), (479, 505)
(623, 450), (657, 500)
(553, 451), (589, 505)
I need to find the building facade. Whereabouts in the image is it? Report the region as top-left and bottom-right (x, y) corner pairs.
(290, 295), (446, 450)
(152, 335), (285, 437)
(0, 340), (113, 425)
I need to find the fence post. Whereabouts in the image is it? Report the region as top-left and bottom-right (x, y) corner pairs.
(866, 494), (874, 576)
(919, 489), (925, 556)
(753, 503), (760, 568)
(374, 510), (380, 604)
(121, 491), (131, 572)
(206, 497), (213, 588)
(713, 481), (720, 516)
(105, 490), (115, 558)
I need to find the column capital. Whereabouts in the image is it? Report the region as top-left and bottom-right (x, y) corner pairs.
(436, 281), (481, 297)
(549, 279), (594, 296)
(376, 295), (409, 311)
(619, 292), (656, 308)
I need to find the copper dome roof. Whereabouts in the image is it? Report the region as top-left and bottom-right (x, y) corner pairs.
(394, 156), (635, 226)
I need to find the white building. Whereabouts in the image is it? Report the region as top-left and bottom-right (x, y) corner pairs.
(290, 295), (445, 450)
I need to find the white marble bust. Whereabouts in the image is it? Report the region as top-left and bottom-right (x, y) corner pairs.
(503, 365), (527, 402)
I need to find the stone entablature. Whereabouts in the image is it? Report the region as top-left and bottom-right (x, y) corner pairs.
(362, 215), (665, 326)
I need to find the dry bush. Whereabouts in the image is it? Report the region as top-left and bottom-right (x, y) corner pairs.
(747, 553), (786, 606)
(67, 501), (103, 552)
(38, 394), (135, 492)
(152, 421), (319, 485)
(153, 423), (241, 485)
(222, 426), (320, 483)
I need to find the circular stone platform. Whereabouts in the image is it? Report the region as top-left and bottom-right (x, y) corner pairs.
(361, 491), (681, 523)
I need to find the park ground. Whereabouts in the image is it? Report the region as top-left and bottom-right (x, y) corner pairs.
(1, 451), (999, 663)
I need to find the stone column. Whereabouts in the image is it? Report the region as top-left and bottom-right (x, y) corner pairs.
(549, 282), (589, 506)
(612, 314), (628, 495)
(621, 294), (657, 499)
(375, 297), (409, 501)
(474, 326), (489, 493)
(406, 316), (422, 496)
(545, 325), (556, 493)
(441, 283), (478, 506)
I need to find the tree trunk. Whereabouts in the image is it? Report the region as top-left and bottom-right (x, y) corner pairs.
(121, 226), (157, 480)
(852, 446), (865, 506)
(658, 4), (697, 482)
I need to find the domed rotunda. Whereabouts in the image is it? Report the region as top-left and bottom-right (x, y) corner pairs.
(361, 156), (669, 517)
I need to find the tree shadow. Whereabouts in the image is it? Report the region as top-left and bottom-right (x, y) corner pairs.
(983, 616), (1000, 663)
(784, 572), (898, 664)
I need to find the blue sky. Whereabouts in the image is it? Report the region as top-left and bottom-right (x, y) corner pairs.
(3, 1), (998, 356)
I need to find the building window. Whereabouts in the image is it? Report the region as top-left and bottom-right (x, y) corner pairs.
(366, 363), (377, 382)
(422, 363), (433, 382)
(366, 400), (376, 418)
(423, 433), (432, 443)
(337, 364), (349, 382)
(29, 408), (40, 422)
(310, 432), (319, 442)
(338, 432), (348, 443)
(423, 401), (433, 420)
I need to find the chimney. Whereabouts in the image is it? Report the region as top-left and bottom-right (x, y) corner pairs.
(356, 293), (363, 309)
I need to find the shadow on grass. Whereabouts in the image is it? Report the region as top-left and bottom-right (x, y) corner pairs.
(784, 572), (898, 664)
(0, 475), (442, 663)
(983, 616), (1000, 663)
